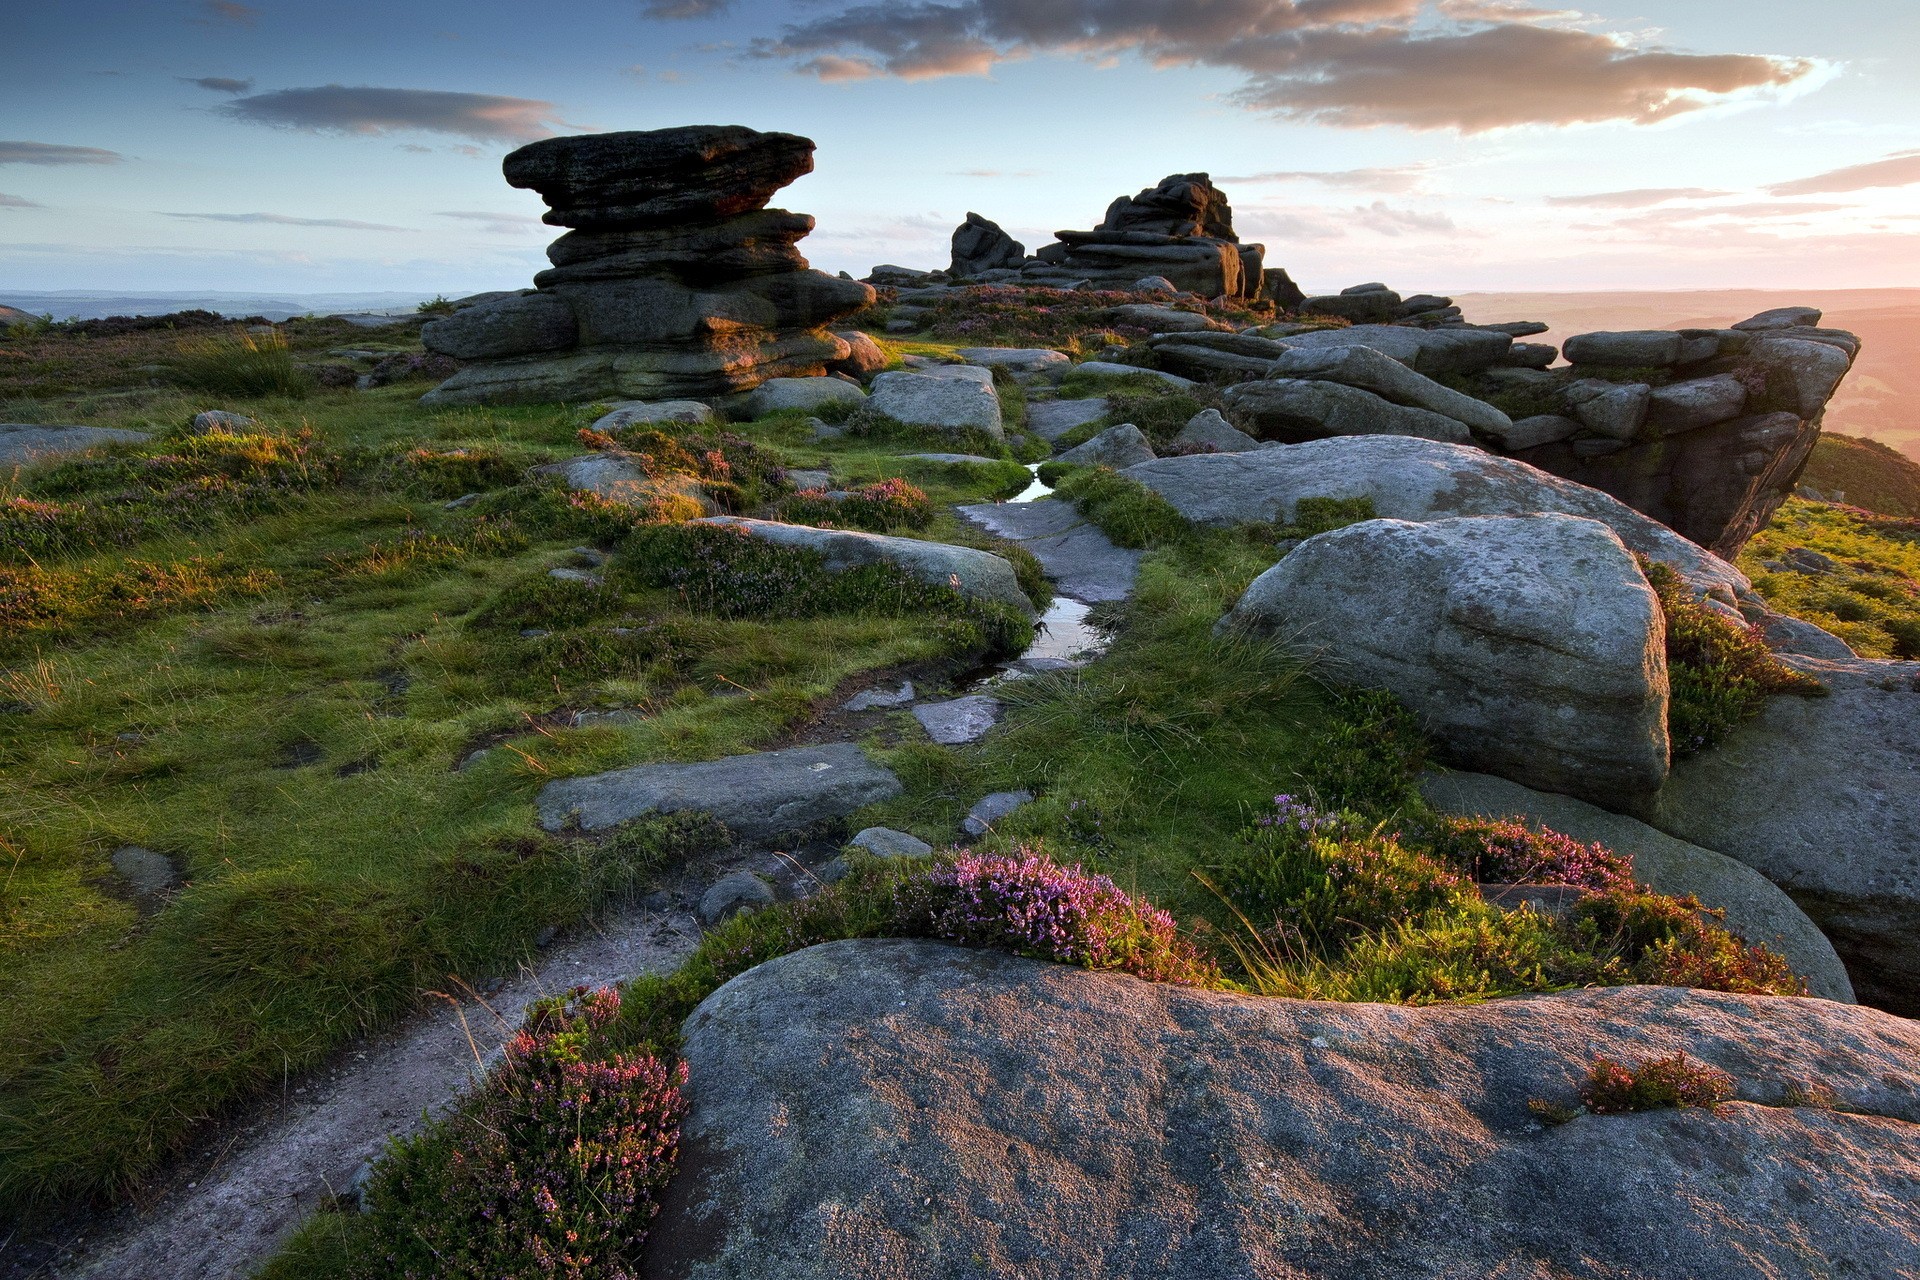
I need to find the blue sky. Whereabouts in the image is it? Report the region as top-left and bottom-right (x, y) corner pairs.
(3, 0), (1918, 295)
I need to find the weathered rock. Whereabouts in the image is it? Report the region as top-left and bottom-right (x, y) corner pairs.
(536, 742), (902, 841)
(1301, 288), (1401, 324)
(502, 125), (814, 231)
(897, 453), (1003, 467)
(1225, 514), (1669, 802)
(1733, 305), (1822, 332)
(746, 377), (865, 417)
(1646, 375), (1748, 434)
(1222, 380), (1474, 445)
(1069, 361), (1195, 388)
(1269, 343), (1514, 438)
(1651, 655), (1920, 1015)
(842, 681), (915, 712)
(913, 695), (1002, 746)
(1758, 612), (1855, 660)
(1124, 437), (1750, 601)
(1172, 408), (1260, 453)
(1132, 275), (1177, 294)
(1498, 414), (1582, 451)
(419, 291), (577, 360)
(1057, 423), (1155, 469)
(1025, 398), (1109, 442)
(847, 827), (933, 859)
(1564, 330), (1685, 367)
(949, 212), (1024, 277)
(589, 399), (716, 432)
(1563, 379), (1652, 441)
(654, 939), (1920, 1280)
(1105, 304), (1227, 333)
(962, 790), (1033, 836)
(0, 423), (148, 469)
(909, 363), (996, 387)
(1421, 771), (1855, 1002)
(110, 846), (180, 902)
(954, 347), (1070, 374)
(188, 409), (259, 435)
(698, 871), (776, 925)
(1744, 335), (1854, 417)
(867, 370), (1004, 437)
(697, 517), (1035, 615)
(1022, 174), (1262, 299)
(1500, 341), (1559, 369)
(828, 330), (888, 379)
(1143, 332), (1290, 380)
(1259, 267), (1307, 310)
(1274, 323), (1513, 376)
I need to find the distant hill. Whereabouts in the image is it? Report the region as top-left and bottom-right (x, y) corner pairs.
(1457, 289), (1920, 462)
(0, 290), (440, 322)
(1801, 433), (1920, 517)
(0, 303), (36, 325)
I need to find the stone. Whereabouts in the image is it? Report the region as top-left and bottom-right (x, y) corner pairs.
(547, 567), (602, 586)
(1744, 336), (1855, 418)
(958, 498), (1144, 604)
(949, 212), (1024, 277)
(1171, 408), (1260, 453)
(1224, 514), (1669, 802)
(110, 846), (180, 902)
(696, 517), (1036, 616)
(1759, 613), (1855, 660)
(1274, 323), (1514, 376)
(842, 681), (915, 712)
(1105, 304), (1227, 333)
(418, 291), (576, 360)
(1068, 361), (1195, 387)
(1499, 414), (1583, 451)
(1500, 341), (1560, 369)
(1056, 423), (1156, 469)
(1564, 330), (1686, 367)
(785, 469), (831, 491)
(1143, 331), (1290, 379)
(588, 399), (715, 432)
(1733, 305), (1823, 332)
(1132, 275), (1178, 294)
(745, 377), (865, 417)
(954, 347), (1070, 374)
(910, 364), (996, 386)
(1026, 398), (1110, 443)
(1124, 437), (1750, 601)
(1650, 655), (1920, 1014)
(1563, 379), (1652, 441)
(897, 453), (1002, 466)
(913, 695), (1003, 745)
(1646, 375), (1748, 434)
(827, 329), (887, 379)
(847, 827), (933, 859)
(1021, 173), (1261, 299)
(1421, 771), (1855, 1002)
(1259, 267), (1307, 310)
(535, 742), (903, 842)
(962, 789), (1033, 836)
(188, 409), (259, 434)
(0, 423), (148, 469)
(502, 124), (813, 230)
(1301, 289), (1402, 324)
(698, 871), (776, 925)
(1268, 343), (1514, 439)
(656, 939), (1920, 1280)
(1221, 380), (1474, 446)
(867, 370), (1004, 437)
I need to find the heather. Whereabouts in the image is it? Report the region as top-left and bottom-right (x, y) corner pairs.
(774, 476), (936, 531)
(1579, 1052), (1736, 1114)
(884, 284), (1264, 352)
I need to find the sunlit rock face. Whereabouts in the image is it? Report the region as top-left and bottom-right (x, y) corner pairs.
(1021, 173), (1267, 301)
(420, 125), (873, 407)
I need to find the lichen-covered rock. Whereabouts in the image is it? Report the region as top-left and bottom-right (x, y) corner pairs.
(1223, 380), (1474, 445)
(1272, 323), (1514, 376)
(1268, 343), (1514, 439)
(745, 377), (865, 417)
(867, 370), (1004, 437)
(1057, 423), (1155, 469)
(589, 400), (717, 432)
(1223, 514), (1670, 802)
(648, 938), (1920, 1280)
(1171, 408), (1260, 453)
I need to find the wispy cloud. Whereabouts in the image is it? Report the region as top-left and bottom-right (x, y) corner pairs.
(1544, 187), (1734, 207)
(437, 210), (545, 233)
(159, 211), (412, 231)
(1220, 164), (1433, 194)
(750, 0), (1816, 133)
(642, 0), (731, 15)
(200, 0), (259, 25)
(0, 193), (42, 209)
(1768, 150), (1920, 196)
(179, 76), (255, 93)
(951, 168), (1041, 179)
(0, 141), (125, 166)
(217, 85), (566, 143)
(1348, 201), (1464, 235)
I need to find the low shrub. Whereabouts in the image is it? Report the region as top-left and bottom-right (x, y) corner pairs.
(585, 427), (790, 513)
(774, 477), (934, 532)
(1417, 816), (1635, 891)
(1579, 1051), (1735, 1114)
(1290, 687), (1428, 812)
(383, 446), (523, 499)
(1050, 466), (1190, 548)
(170, 327), (313, 399)
(360, 986), (687, 1280)
(1567, 887), (1807, 995)
(468, 574), (623, 633)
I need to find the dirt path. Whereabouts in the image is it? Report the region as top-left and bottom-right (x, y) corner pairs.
(43, 904), (701, 1280)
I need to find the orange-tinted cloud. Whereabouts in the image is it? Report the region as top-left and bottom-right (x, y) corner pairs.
(1221, 164), (1432, 194)
(217, 86), (565, 143)
(1768, 151), (1920, 196)
(1545, 188), (1732, 207)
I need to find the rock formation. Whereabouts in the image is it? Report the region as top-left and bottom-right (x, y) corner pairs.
(1022, 173), (1265, 300)
(418, 125), (874, 407)
(948, 212), (1024, 277)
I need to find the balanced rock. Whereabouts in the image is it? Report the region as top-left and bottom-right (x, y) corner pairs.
(949, 212), (1024, 277)
(421, 125), (874, 406)
(1223, 514), (1670, 802)
(1022, 174), (1265, 299)
(654, 939), (1920, 1280)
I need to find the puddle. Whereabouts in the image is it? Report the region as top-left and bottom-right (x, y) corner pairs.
(966, 465), (1114, 687)
(1008, 462), (1051, 504)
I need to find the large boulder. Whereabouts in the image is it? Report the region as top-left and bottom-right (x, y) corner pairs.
(1123, 436), (1751, 602)
(1223, 514), (1669, 803)
(1056, 423), (1155, 469)
(501, 125), (814, 231)
(1272, 324), (1513, 376)
(536, 742), (901, 842)
(1649, 655), (1920, 1015)
(745, 377), (865, 417)
(948, 212), (1024, 277)
(1222, 380), (1473, 445)
(1421, 770), (1855, 1002)
(418, 291), (577, 360)
(696, 517), (1035, 616)
(1171, 408), (1260, 453)
(1268, 343), (1514, 439)
(648, 938), (1920, 1280)
(867, 370), (1004, 438)
(0, 423), (149, 469)
(1026, 399), (1109, 442)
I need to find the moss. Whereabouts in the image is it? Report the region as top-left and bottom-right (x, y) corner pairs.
(1290, 687), (1427, 812)
(1049, 466), (1190, 549)
(1275, 495), (1377, 541)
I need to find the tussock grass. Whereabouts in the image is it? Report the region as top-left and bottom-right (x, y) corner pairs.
(170, 328), (313, 399)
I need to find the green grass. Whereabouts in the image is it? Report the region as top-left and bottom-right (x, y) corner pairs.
(1738, 497), (1920, 659)
(1799, 433), (1920, 517)
(1048, 465), (1193, 549)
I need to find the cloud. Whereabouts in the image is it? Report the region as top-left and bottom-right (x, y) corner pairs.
(179, 76), (255, 93)
(752, 1), (1816, 132)
(1573, 201), (1854, 234)
(1220, 164), (1432, 194)
(1768, 150), (1920, 196)
(1545, 187), (1734, 207)
(0, 141), (125, 166)
(642, 0), (731, 15)
(952, 168), (1042, 178)
(217, 85), (565, 143)
(1348, 201), (1462, 235)
(0, 193), (41, 209)
(437, 210), (545, 233)
(201, 0), (259, 24)
(160, 211), (412, 231)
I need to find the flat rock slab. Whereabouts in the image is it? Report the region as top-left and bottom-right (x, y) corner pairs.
(0, 424), (149, 469)
(955, 347), (1070, 372)
(958, 499), (1143, 604)
(897, 452), (1003, 466)
(1026, 398), (1109, 442)
(536, 743), (903, 843)
(653, 939), (1920, 1280)
(842, 681), (915, 712)
(962, 789), (1032, 836)
(1422, 770), (1855, 1003)
(698, 517), (1036, 616)
(1069, 361), (1195, 388)
(913, 695), (1001, 745)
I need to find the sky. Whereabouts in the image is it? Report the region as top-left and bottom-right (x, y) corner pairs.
(3, 0), (1919, 297)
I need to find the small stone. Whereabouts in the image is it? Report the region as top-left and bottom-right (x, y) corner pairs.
(700, 871), (777, 925)
(787, 468), (833, 491)
(1056, 423), (1156, 469)
(190, 409), (260, 435)
(913, 695), (1003, 745)
(962, 790), (1034, 837)
(1133, 275), (1178, 294)
(843, 681), (916, 712)
(848, 827), (935, 859)
(534, 925), (560, 948)
(547, 567), (603, 585)
(111, 846), (179, 899)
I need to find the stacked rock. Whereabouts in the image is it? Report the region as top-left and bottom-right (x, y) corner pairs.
(420, 125), (874, 407)
(948, 213), (1024, 278)
(1020, 174), (1268, 300)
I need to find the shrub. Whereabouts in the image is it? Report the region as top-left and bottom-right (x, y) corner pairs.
(360, 986), (687, 1280)
(170, 327), (313, 398)
(774, 477), (934, 532)
(585, 427), (790, 513)
(468, 574), (623, 633)
(893, 846), (1218, 985)
(384, 446), (523, 498)
(1416, 816), (1635, 891)
(1567, 887), (1807, 995)
(1579, 1051), (1735, 1114)
(1291, 687), (1428, 812)
(1050, 466), (1190, 548)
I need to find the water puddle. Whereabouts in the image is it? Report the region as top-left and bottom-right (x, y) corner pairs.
(967, 464), (1112, 686)
(1008, 461), (1050, 504)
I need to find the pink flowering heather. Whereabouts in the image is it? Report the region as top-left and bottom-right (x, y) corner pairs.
(896, 846), (1217, 986)
(1421, 816), (1635, 891)
(363, 986), (687, 1280)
